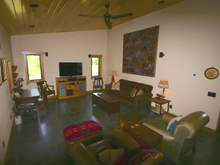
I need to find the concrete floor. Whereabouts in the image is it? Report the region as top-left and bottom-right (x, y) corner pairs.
(5, 93), (220, 165)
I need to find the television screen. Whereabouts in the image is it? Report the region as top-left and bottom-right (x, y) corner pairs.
(59, 62), (83, 77)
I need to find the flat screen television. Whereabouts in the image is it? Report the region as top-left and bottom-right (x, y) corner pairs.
(59, 62), (83, 77)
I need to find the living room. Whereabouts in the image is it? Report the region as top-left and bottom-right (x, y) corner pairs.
(0, 0), (220, 164)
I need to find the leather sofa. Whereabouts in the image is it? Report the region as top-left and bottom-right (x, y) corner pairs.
(70, 129), (163, 165)
(142, 111), (210, 164)
(105, 79), (153, 110)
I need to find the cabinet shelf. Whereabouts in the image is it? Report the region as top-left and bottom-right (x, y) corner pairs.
(12, 65), (17, 72)
(13, 73), (18, 79)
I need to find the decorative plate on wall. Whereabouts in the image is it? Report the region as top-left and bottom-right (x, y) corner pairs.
(204, 67), (219, 79)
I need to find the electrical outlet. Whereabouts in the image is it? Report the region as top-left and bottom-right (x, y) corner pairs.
(3, 141), (5, 148)
(208, 92), (216, 98)
(170, 105), (172, 109)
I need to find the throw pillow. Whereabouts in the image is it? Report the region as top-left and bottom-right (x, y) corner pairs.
(113, 146), (158, 165)
(136, 89), (144, 96)
(130, 87), (138, 97)
(98, 148), (125, 165)
(111, 82), (120, 90)
(166, 116), (183, 133)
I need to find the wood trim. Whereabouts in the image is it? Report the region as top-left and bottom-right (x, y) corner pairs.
(3, 120), (14, 165)
(90, 54), (103, 80)
(22, 52), (45, 84)
(202, 126), (216, 135)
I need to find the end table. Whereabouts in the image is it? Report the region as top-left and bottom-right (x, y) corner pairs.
(148, 97), (171, 115)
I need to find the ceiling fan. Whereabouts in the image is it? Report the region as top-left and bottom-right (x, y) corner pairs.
(79, 3), (133, 29)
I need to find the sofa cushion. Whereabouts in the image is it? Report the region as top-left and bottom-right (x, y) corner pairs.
(136, 89), (144, 96)
(108, 90), (135, 104)
(130, 87), (138, 97)
(111, 81), (120, 90)
(97, 148), (125, 165)
(167, 116), (183, 133)
(113, 146), (158, 165)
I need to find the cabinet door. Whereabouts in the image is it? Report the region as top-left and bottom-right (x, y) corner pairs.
(80, 82), (86, 93)
(59, 84), (66, 96)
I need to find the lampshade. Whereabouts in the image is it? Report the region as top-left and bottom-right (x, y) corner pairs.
(158, 79), (169, 89)
(109, 70), (118, 76)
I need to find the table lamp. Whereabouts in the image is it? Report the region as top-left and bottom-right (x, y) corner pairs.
(158, 79), (169, 97)
(109, 69), (117, 83)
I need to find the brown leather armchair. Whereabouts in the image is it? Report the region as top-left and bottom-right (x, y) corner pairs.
(70, 129), (163, 165)
(142, 111), (210, 164)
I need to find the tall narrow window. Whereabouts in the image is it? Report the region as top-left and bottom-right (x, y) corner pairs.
(91, 55), (103, 79)
(27, 55), (42, 80)
(23, 52), (45, 84)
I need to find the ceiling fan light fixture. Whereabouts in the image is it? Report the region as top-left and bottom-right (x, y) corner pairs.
(29, 4), (39, 8)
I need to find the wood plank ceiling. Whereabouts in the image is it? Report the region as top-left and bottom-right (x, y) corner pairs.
(0, 0), (185, 36)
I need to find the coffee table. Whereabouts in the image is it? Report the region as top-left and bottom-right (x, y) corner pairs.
(92, 92), (120, 117)
(117, 111), (150, 129)
(123, 121), (162, 151)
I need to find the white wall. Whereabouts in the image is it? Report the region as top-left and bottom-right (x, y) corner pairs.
(107, 0), (220, 130)
(11, 30), (108, 91)
(0, 24), (13, 164)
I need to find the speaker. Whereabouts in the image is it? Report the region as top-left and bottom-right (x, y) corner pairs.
(88, 54), (91, 58)
(159, 52), (165, 58)
(45, 52), (48, 56)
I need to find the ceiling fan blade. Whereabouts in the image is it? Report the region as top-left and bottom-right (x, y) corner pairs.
(111, 13), (133, 19)
(79, 14), (104, 18)
(105, 18), (112, 29)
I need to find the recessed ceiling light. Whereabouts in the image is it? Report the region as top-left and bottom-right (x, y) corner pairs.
(29, 25), (35, 28)
(29, 4), (39, 8)
(159, 1), (165, 3)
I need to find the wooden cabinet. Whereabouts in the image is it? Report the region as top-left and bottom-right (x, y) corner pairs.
(56, 76), (86, 99)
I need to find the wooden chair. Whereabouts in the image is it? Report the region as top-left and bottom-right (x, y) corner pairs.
(36, 81), (55, 104)
(38, 86), (47, 110)
(93, 77), (104, 91)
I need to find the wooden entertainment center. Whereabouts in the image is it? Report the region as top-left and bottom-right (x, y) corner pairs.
(56, 76), (86, 99)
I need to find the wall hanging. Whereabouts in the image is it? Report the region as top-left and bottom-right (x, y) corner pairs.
(123, 25), (159, 77)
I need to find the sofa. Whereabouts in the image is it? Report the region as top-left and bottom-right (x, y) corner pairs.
(142, 111), (210, 164)
(105, 79), (153, 111)
(70, 129), (163, 165)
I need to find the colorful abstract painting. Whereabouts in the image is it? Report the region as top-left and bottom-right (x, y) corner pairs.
(123, 25), (159, 77)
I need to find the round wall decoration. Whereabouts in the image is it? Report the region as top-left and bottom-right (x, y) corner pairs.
(204, 67), (219, 79)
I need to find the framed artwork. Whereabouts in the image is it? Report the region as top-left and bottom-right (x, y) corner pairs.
(1, 58), (7, 81)
(123, 25), (160, 77)
(0, 58), (2, 85)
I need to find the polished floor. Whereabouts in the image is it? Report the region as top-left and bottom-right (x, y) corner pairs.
(5, 93), (220, 165)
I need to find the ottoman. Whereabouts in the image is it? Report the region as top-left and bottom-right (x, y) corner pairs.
(117, 111), (150, 129)
(63, 120), (103, 157)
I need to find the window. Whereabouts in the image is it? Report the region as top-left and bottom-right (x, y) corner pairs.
(91, 55), (103, 79)
(22, 52), (45, 84)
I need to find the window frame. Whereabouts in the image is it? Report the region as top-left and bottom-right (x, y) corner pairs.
(22, 51), (45, 85)
(91, 54), (103, 79)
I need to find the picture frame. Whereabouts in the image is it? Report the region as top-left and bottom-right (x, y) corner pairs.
(0, 58), (2, 85)
(1, 58), (7, 81)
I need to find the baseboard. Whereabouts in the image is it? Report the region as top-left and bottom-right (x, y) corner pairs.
(202, 126), (216, 135)
(4, 120), (14, 165)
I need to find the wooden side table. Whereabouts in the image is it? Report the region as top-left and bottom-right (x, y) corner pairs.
(148, 97), (171, 115)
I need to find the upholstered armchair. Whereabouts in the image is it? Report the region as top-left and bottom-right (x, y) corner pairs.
(70, 129), (163, 165)
(142, 111), (210, 164)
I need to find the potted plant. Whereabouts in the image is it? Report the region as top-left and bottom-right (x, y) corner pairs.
(13, 78), (24, 97)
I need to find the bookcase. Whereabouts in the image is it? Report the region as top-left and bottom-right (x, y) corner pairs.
(56, 76), (86, 99)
